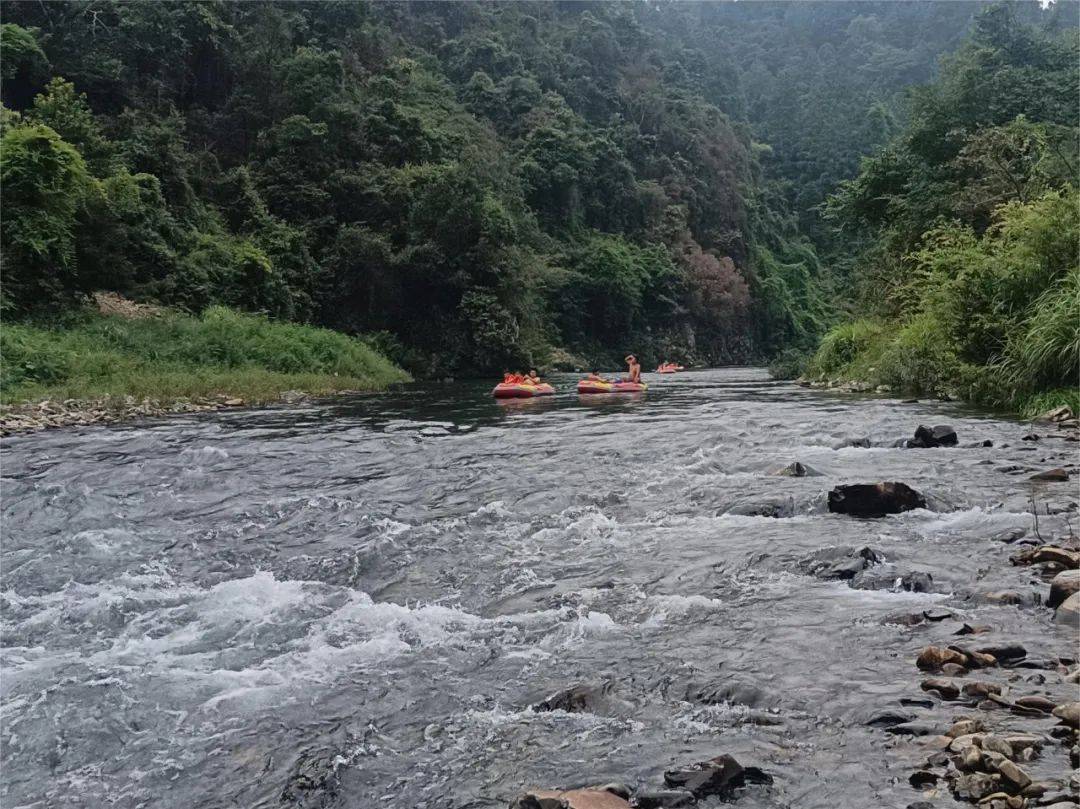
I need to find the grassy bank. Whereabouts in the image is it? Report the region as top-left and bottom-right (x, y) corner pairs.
(1, 306), (410, 406)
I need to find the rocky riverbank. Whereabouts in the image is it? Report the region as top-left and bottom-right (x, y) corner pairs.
(0, 389), (314, 436)
(509, 415), (1079, 809)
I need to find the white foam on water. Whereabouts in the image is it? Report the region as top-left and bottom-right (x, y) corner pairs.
(641, 593), (724, 628)
(903, 506), (1031, 538)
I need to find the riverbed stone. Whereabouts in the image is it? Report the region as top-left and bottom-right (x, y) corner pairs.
(630, 791), (695, 808)
(922, 678), (961, 700)
(828, 482), (927, 517)
(1055, 592), (1080, 626)
(1051, 701), (1079, 728)
(911, 424), (958, 448)
(950, 771), (1000, 801)
(662, 754), (746, 797)
(1030, 468), (1069, 482)
(511, 789), (631, 809)
(917, 646), (969, 672)
(771, 461), (822, 477)
(533, 682), (613, 714)
(963, 682), (1002, 699)
(1048, 569), (1080, 608)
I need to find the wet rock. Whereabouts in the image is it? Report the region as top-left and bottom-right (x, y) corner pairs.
(962, 682), (1003, 699)
(909, 770), (938, 787)
(917, 646), (969, 672)
(800, 545), (884, 580)
(1048, 569), (1080, 609)
(533, 682), (612, 714)
(681, 677), (779, 709)
(990, 528), (1027, 544)
(828, 482), (926, 517)
(900, 695), (937, 708)
(921, 678), (961, 699)
(865, 709), (915, 728)
(1030, 468), (1069, 482)
(1022, 433), (1041, 441)
(949, 733), (986, 753)
(947, 719), (986, 738)
(981, 735), (1014, 759)
(596, 784), (632, 800)
(950, 772), (1000, 801)
(1051, 701), (1079, 728)
(987, 755), (1032, 792)
(978, 591), (1031, 606)
(910, 424), (958, 448)
(965, 439), (995, 448)
(771, 461), (823, 477)
(725, 498), (794, 518)
(975, 644), (1027, 665)
(663, 754), (764, 798)
(630, 791), (695, 808)
(833, 436), (871, 449)
(955, 623), (994, 635)
(899, 571), (935, 593)
(1055, 591), (1080, 626)
(886, 720), (940, 736)
(1013, 696), (1056, 713)
(512, 789), (631, 809)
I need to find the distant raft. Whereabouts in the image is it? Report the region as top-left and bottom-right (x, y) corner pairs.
(576, 379), (648, 394)
(492, 382), (555, 399)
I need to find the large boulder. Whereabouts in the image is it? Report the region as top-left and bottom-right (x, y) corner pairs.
(1048, 569), (1080, 609)
(828, 482), (926, 517)
(908, 424), (958, 448)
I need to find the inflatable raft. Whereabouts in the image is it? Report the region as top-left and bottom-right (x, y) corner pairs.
(577, 379), (648, 394)
(492, 382), (555, 399)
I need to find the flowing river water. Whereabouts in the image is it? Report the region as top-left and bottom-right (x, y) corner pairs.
(2, 368), (1077, 809)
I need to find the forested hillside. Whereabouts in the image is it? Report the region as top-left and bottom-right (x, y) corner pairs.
(1, 1), (1075, 389)
(803, 4), (1079, 414)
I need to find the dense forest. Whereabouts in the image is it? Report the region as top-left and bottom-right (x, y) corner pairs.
(0, 1), (1076, 396)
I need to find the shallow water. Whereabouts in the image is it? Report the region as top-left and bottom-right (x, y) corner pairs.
(2, 368), (1077, 808)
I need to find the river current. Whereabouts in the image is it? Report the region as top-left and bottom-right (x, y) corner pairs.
(2, 368), (1076, 808)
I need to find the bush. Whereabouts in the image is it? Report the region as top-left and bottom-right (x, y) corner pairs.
(874, 313), (961, 396)
(804, 319), (884, 378)
(767, 347), (809, 379)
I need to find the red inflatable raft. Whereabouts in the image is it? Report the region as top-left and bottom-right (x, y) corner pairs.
(492, 382), (555, 399)
(577, 379), (648, 394)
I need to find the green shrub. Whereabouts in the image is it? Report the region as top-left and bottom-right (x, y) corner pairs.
(767, 347), (810, 379)
(804, 319), (884, 378)
(874, 313), (961, 396)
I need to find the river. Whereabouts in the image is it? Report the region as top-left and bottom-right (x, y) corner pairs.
(2, 368), (1076, 808)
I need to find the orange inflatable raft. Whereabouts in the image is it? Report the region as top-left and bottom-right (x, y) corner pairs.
(492, 382), (555, 399)
(577, 379), (648, 394)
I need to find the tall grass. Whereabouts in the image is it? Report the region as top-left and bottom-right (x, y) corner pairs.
(1, 306), (410, 404)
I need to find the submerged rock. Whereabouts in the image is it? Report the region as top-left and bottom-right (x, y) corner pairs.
(533, 682), (613, 714)
(630, 791), (695, 808)
(663, 754), (770, 798)
(828, 482), (926, 517)
(1030, 468), (1069, 482)
(770, 461), (823, 477)
(909, 424), (958, 448)
(799, 545), (884, 580)
(916, 646), (968, 672)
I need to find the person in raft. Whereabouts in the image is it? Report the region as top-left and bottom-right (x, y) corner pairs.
(526, 369), (542, 385)
(624, 354), (641, 383)
(585, 369), (608, 383)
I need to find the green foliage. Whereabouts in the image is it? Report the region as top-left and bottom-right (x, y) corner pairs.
(0, 307), (409, 403)
(0, 124), (92, 312)
(0, 24), (50, 109)
(805, 319), (885, 379)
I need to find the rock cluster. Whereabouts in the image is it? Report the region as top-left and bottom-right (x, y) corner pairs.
(510, 753), (770, 808)
(0, 391), (310, 436)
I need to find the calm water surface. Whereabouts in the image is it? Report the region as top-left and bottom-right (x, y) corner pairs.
(2, 368), (1076, 808)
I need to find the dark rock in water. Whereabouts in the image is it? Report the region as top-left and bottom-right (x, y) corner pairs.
(865, 709), (915, 728)
(771, 461), (823, 477)
(909, 770), (938, 788)
(921, 678), (961, 700)
(534, 682), (612, 714)
(1055, 591), (1080, 626)
(1022, 432), (1040, 441)
(963, 439), (994, 447)
(800, 545), (884, 580)
(899, 571), (934, 592)
(663, 754), (769, 798)
(900, 695), (936, 709)
(833, 436), (871, 449)
(907, 803), (934, 809)
(725, 498), (794, 518)
(828, 482), (926, 517)
(1030, 467), (1069, 482)
(975, 644), (1027, 665)
(989, 527), (1027, 544)
(682, 678), (779, 710)
(630, 790), (695, 808)
(909, 424), (958, 448)
(950, 772), (1000, 801)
